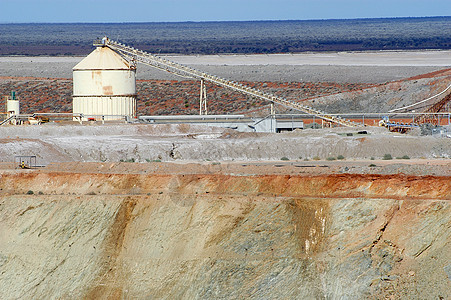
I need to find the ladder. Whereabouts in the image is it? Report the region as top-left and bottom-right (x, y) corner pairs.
(105, 39), (357, 127)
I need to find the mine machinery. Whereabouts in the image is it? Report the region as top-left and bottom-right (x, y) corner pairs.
(413, 91), (451, 125)
(379, 84), (451, 132)
(98, 37), (358, 128)
(15, 156), (37, 169)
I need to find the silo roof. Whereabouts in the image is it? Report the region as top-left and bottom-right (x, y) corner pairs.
(73, 47), (133, 70)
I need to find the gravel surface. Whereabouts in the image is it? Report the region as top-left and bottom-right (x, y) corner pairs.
(1, 51), (449, 83)
(0, 124), (450, 176)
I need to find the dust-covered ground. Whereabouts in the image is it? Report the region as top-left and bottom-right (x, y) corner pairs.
(0, 124), (450, 176)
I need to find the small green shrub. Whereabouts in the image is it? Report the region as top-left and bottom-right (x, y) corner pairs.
(370, 157), (375, 160)
(26, 190), (34, 195)
(401, 155), (410, 159)
(369, 164), (377, 167)
(281, 157), (289, 161)
(313, 156), (321, 161)
(146, 158), (161, 163)
(121, 158), (135, 163)
(212, 162), (221, 165)
(326, 157), (336, 161)
(383, 154), (393, 160)
(38, 191), (44, 195)
(337, 155), (345, 160)
(304, 158), (309, 161)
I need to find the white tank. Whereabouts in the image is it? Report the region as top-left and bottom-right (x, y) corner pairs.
(73, 46), (136, 121)
(6, 99), (20, 117)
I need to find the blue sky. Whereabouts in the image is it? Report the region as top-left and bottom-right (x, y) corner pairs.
(0, 0), (449, 23)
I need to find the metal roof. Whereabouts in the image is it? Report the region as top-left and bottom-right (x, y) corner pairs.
(73, 46), (132, 70)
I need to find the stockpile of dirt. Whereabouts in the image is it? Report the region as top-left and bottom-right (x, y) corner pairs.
(0, 171), (449, 299)
(304, 69), (451, 113)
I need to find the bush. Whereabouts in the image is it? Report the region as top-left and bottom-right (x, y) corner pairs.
(337, 155), (345, 160)
(313, 156), (321, 161)
(370, 157), (375, 160)
(369, 164), (377, 167)
(120, 158), (135, 163)
(38, 191), (44, 195)
(26, 190), (34, 195)
(395, 155), (410, 159)
(326, 157), (336, 161)
(383, 154), (393, 160)
(281, 157), (289, 161)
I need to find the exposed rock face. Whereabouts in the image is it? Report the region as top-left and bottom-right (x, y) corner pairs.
(0, 172), (449, 299)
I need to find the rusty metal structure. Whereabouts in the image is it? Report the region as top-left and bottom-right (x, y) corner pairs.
(379, 83), (451, 132)
(413, 91), (451, 125)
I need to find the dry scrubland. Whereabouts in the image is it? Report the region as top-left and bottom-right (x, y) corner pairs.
(0, 51), (450, 299)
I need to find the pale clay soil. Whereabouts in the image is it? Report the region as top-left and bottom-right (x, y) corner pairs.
(1, 50), (450, 83)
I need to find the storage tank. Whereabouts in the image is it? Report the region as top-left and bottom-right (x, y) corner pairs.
(73, 46), (136, 121)
(6, 91), (19, 118)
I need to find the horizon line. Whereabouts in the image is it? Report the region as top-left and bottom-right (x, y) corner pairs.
(1, 15), (449, 25)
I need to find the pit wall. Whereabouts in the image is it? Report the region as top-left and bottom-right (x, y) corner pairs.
(0, 173), (449, 299)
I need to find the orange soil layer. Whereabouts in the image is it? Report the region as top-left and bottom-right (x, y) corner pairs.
(405, 68), (451, 80)
(1, 172), (449, 200)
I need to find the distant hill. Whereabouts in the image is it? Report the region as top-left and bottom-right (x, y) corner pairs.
(0, 17), (450, 56)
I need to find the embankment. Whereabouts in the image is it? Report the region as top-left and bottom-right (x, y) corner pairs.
(0, 172), (449, 299)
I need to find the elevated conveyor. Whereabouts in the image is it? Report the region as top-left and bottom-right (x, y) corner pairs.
(103, 39), (357, 127)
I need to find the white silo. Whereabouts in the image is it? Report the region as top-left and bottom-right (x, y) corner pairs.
(73, 46), (136, 121)
(6, 91), (20, 118)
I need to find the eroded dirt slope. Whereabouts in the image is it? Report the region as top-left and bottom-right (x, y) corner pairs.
(0, 171), (449, 299)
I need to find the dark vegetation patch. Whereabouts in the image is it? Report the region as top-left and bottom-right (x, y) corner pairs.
(0, 17), (450, 56)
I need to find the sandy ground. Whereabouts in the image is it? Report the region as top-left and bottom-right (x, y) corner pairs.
(1, 50), (450, 83)
(0, 124), (449, 176)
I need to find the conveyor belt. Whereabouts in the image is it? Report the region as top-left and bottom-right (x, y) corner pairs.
(105, 39), (357, 127)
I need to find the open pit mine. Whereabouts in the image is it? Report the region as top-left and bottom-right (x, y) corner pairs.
(0, 38), (450, 299)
